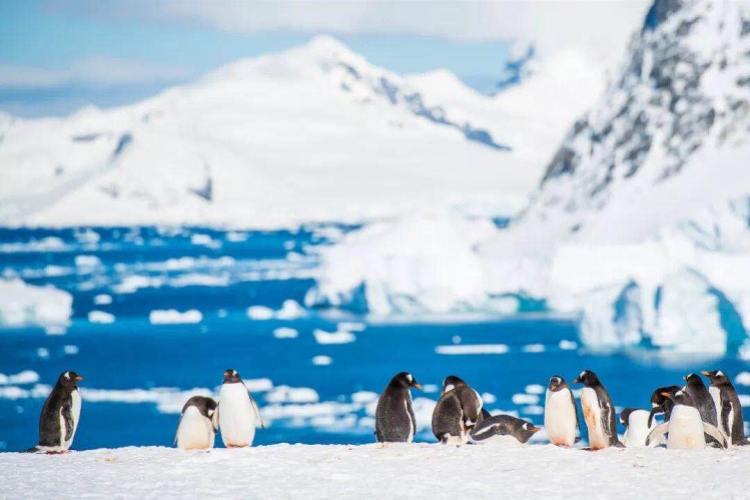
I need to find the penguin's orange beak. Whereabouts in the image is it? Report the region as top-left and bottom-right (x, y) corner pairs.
(413, 383), (423, 390)
(660, 391), (672, 398)
(531, 427), (541, 433)
(75, 375), (83, 381)
(701, 371), (710, 376)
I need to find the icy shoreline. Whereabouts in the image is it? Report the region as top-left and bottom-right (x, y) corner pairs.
(2, 444), (749, 498)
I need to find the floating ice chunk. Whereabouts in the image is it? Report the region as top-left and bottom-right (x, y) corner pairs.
(522, 344), (545, 353)
(312, 355), (332, 366)
(522, 405), (545, 415)
(435, 344), (508, 355)
(0, 370), (40, 385)
(63, 345), (79, 355)
(245, 378), (274, 393)
(558, 340), (578, 350)
(525, 384), (545, 395)
(74, 255), (101, 268)
(273, 327), (299, 339)
(512, 394), (539, 405)
(226, 231), (248, 242)
(265, 386), (319, 404)
(351, 391), (379, 404)
(735, 372), (750, 386)
(36, 348), (49, 359)
(190, 234), (217, 247)
(313, 328), (356, 344)
(276, 300), (306, 320)
(481, 392), (497, 404)
(93, 294), (113, 305)
(338, 321), (366, 332)
(89, 310), (115, 324)
(149, 309), (202, 324)
(421, 384), (439, 394)
(0, 279), (72, 328)
(247, 306), (274, 320)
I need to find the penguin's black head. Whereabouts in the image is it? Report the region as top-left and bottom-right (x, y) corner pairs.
(442, 375), (467, 394)
(663, 389), (695, 407)
(223, 369), (242, 384)
(683, 373), (706, 388)
(702, 370), (730, 385)
(548, 375), (568, 392)
(58, 371), (83, 387)
(516, 421), (541, 444)
(391, 371), (422, 390)
(182, 395), (218, 416)
(650, 385), (680, 408)
(619, 408), (637, 427)
(572, 370), (599, 387)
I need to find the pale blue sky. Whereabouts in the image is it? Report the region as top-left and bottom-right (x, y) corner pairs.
(0, 1), (516, 117)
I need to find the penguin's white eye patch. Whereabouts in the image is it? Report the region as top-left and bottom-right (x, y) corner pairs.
(651, 402), (658, 408)
(207, 409), (214, 417)
(676, 390), (684, 396)
(64, 372), (70, 379)
(717, 370), (724, 377)
(406, 374), (413, 382)
(232, 370), (238, 376)
(523, 423), (529, 430)
(444, 384), (455, 393)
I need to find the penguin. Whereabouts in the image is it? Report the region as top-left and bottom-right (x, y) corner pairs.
(646, 390), (726, 450)
(647, 385), (681, 427)
(28, 371), (83, 453)
(469, 415), (540, 445)
(431, 376), (483, 444)
(375, 371), (422, 443)
(176, 396), (219, 450)
(572, 370), (623, 449)
(217, 369), (264, 448)
(544, 375), (579, 447)
(620, 408), (653, 447)
(703, 370), (746, 446)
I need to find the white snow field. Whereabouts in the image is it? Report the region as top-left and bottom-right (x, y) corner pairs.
(2, 444), (749, 499)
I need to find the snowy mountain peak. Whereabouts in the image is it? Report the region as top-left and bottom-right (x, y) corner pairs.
(303, 35), (358, 60)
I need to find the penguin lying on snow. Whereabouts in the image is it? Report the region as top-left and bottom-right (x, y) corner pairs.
(544, 375), (579, 447)
(217, 369), (264, 448)
(573, 370), (623, 449)
(646, 390), (726, 450)
(27, 371), (83, 453)
(703, 370), (748, 446)
(432, 375), (484, 444)
(620, 408), (654, 447)
(176, 396), (218, 450)
(469, 415), (540, 445)
(648, 385), (681, 427)
(375, 371), (422, 443)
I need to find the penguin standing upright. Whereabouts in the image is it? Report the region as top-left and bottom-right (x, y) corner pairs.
(217, 369), (264, 448)
(620, 408), (653, 447)
(176, 396), (218, 450)
(469, 415), (540, 445)
(544, 375), (578, 447)
(648, 385), (681, 427)
(29, 371), (83, 453)
(646, 390), (726, 450)
(573, 370), (623, 450)
(432, 375), (483, 444)
(703, 370), (746, 446)
(375, 372), (422, 443)
(683, 373), (717, 426)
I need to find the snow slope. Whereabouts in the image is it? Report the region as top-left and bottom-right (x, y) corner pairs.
(2, 445), (749, 499)
(0, 36), (543, 228)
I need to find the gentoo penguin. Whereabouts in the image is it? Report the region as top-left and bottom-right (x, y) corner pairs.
(375, 371), (422, 443)
(544, 375), (579, 447)
(431, 375), (483, 444)
(176, 396), (219, 450)
(646, 390), (726, 450)
(648, 385), (681, 427)
(573, 370), (623, 449)
(28, 371), (83, 453)
(217, 369), (264, 448)
(469, 415), (540, 445)
(620, 408), (653, 447)
(703, 370), (746, 446)
(683, 373), (718, 426)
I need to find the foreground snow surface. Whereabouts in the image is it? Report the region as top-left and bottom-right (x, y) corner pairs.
(2, 444), (749, 499)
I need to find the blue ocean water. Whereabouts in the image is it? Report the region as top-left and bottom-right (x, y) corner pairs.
(0, 227), (747, 452)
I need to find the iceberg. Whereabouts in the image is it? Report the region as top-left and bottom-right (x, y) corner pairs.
(0, 279), (73, 329)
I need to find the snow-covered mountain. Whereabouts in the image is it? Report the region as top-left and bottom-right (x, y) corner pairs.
(0, 36), (562, 228)
(495, 0), (750, 250)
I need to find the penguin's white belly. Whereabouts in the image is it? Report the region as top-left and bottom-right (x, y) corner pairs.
(625, 410), (652, 447)
(177, 407), (215, 450)
(405, 397), (414, 443)
(62, 389), (81, 450)
(581, 388), (608, 449)
(667, 406), (706, 450)
(544, 390), (577, 446)
(219, 384), (256, 447)
(708, 386), (730, 443)
(473, 434), (525, 447)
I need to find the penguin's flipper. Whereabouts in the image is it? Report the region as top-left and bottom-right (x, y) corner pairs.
(61, 403), (75, 442)
(703, 422), (727, 449)
(212, 403), (220, 433)
(601, 400), (617, 445)
(720, 401), (732, 441)
(647, 408), (659, 429)
(251, 398), (265, 429)
(646, 423), (669, 447)
(569, 389), (581, 437)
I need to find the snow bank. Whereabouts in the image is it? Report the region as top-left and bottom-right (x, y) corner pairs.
(149, 309), (203, 325)
(0, 279), (73, 329)
(3, 445), (745, 499)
